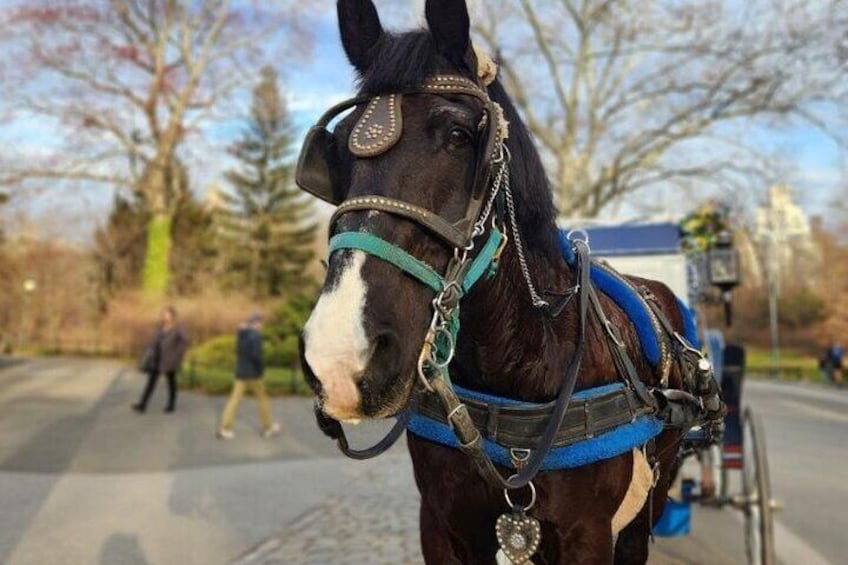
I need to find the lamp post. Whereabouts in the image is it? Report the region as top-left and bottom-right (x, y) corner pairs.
(18, 278), (37, 350)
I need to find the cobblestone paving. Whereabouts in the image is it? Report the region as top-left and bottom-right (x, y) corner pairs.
(235, 454), (424, 565)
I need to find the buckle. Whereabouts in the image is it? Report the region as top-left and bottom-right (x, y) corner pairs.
(510, 448), (531, 473)
(446, 403), (467, 430)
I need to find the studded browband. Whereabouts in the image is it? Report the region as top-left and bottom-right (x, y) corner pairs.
(331, 196), (475, 250)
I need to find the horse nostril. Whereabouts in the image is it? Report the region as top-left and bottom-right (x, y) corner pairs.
(361, 330), (403, 396)
(372, 330), (401, 370)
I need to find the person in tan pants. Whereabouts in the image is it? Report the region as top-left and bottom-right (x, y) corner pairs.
(217, 313), (280, 439)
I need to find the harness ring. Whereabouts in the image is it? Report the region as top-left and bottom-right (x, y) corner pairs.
(504, 476), (537, 511)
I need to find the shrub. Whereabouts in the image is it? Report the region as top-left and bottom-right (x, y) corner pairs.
(183, 290), (317, 395)
(188, 334), (237, 367)
(265, 291), (316, 366)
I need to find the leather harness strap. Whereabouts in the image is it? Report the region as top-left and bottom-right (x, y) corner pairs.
(312, 403), (413, 460)
(423, 239), (593, 490)
(587, 284), (656, 408)
(416, 385), (654, 449)
(330, 196), (471, 249)
(639, 287), (726, 433)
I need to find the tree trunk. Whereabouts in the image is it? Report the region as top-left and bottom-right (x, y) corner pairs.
(143, 212), (173, 297)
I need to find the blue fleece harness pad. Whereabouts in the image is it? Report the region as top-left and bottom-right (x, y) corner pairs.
(408, 383), (664, 470)
(557, 230), (700, 363)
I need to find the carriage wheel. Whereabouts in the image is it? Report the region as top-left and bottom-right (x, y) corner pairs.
(742, 407), (775, 565)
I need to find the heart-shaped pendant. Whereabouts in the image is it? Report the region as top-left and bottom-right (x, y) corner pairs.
(495, 511), (541, 564)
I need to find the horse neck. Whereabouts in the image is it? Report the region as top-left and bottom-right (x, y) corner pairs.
(456, 220), (580, 402)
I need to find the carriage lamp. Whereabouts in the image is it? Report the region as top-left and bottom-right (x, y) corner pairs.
(707, 231), (741, 290)
(707, 231), (741, 326)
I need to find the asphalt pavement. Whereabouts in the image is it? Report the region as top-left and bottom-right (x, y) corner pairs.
(0, 358), (843, 564)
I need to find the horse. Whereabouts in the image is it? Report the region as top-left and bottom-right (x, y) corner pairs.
(298, 1), (723, 563)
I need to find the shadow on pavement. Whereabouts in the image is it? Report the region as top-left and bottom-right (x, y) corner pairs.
(98, 532), (150, 565)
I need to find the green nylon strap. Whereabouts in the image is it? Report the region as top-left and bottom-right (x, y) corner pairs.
(328, 232), (444, 292)
(463, 229), (503, 293)
(327, 229), (504, 295)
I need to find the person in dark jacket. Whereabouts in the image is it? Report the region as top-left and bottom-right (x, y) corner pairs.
(216, 313), (280, 439)
(132, 306), (189, 413)
(824, 341), (844, 385)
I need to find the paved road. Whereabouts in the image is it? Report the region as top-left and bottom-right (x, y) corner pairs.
(0, 358), (843, 564)
(743, 379), (847, 565)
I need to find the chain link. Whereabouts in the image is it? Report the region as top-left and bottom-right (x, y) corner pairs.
(474, 156), (509, 233)
(502, 162), (550, 309)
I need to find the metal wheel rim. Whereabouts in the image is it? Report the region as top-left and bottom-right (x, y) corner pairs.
(742, 407), (775, 565)
(708, 444), (725, 500)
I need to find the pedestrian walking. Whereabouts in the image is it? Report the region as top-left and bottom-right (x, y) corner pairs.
(217, 313), (280, 439)
(824, 341), (844, 385)
(132, 306), (189, 413)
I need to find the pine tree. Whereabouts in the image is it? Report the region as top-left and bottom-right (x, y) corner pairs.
(219, 66), (318, 298)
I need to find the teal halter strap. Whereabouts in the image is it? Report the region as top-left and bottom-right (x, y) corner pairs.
(327, 228), (504, 294)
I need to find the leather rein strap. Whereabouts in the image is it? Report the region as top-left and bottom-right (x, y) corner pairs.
(313, 401), (414, 460)
(424, 239), (592, 490)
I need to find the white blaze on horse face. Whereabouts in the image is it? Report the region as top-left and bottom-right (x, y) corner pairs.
(303, 251), (370, 422)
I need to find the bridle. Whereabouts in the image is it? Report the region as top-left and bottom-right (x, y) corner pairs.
(296, 72), (592, 491)
(297, 75), (506, 247)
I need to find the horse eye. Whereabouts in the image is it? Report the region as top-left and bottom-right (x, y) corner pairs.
(448, 127), (471, 147)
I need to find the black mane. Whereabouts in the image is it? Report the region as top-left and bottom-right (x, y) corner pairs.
(357, 31), (561, 258)
(359, 31), (450, 94)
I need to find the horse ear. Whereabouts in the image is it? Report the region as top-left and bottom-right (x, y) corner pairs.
(337, 0), (384, 72)
(425, 0), (471, 65)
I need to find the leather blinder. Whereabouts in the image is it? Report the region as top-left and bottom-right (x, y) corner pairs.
(349, 93), (403, 157)
(295, 126), (342, 204)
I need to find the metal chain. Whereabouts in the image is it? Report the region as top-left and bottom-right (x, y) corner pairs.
(418, 143), (548, 391)
(502, 165), (550, 309)
(474, 158), (508, 233)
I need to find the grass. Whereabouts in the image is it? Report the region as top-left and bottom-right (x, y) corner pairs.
(178, 363), (313, 396)
(745, 346), (823, 382)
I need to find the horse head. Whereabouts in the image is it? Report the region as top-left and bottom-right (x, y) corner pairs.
(299, 0), (511, 422)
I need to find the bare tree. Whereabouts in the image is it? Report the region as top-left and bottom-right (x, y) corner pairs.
(0, 1), (309, 297)
(474, 0), (848, 216)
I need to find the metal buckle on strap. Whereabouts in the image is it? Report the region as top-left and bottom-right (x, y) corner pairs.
(510, 448), (532, 473)
(458, 428), (482, 450)
(604, 319), (626, 348)
(446, 403), (466, 430)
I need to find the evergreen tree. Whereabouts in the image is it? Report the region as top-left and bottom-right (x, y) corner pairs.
(219, 66), (317, 297)
(93, 196), (149, 304)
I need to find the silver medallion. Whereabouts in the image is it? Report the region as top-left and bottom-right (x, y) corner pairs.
(495, 510), (541, 564)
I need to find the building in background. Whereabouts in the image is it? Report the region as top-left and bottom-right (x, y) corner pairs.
(755, 185), (821, 285)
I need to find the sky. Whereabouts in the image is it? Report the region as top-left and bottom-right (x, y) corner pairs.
(0, 0), (844, 242)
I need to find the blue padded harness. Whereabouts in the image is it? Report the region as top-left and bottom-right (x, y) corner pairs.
(408, 383), (664, 470)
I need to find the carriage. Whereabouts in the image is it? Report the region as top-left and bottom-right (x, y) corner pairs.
(577, 221), (779, 564)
